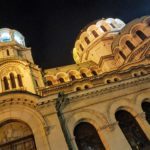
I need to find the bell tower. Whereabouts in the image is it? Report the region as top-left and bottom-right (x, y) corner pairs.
(0, 28), (44, 94)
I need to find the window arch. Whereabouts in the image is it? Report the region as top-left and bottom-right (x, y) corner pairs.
(74, 122), (105, 150)
(106, 79), (111, 84)
(119, 51), (126, 60)
(47, 80), (52, 86)
(115, 110), (149, 149)
(85, 85), (89, 89)
(10, 73), (16, 88)
(81, 72), (87, 78)
(17, 74), (23, 87)
(85, 37), (90, 45)
(92, 30), (98, 38)
(101, 25), (107, 32)
(126, 40), (135, 51)
(76, 87), (81, 91)
(59, 78), (65, 83)
(3, 77), (9, 90)
(136, 30), (147, 41)
(91, 70), (97, 76)
(70, 75), (76, 81)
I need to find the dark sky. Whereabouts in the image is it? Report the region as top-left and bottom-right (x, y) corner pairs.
(0, 0), (149, 69)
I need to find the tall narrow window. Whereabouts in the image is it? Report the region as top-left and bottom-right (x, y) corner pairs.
(10, 73), (16, 88)
(17, 74), (23, 87)
(35, 80), (38, 87)
(92, 30), (98, 38)
(80, 44), (84, 51)
(110, 23), (115, 28)
(136, 30), (147, 41)
(101, 25), (107, 32)
(85, 37), (90, 45)
(126, 40), (135, 51)
(6, 49), (10, 56)
(119, 51), (126, 60)
(3, 77), (9, 90)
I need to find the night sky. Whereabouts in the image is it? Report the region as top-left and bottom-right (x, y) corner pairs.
(0, 0), (149, 69)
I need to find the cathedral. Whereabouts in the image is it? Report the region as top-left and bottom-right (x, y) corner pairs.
(0, 15), (150, 150)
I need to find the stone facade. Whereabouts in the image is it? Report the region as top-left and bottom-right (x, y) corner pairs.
(0, 16), (150, 150)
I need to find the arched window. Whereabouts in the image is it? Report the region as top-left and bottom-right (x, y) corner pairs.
(92, 30), (98, 38)
(80, 44), (84, 51)
(136, 30), (147, 41)
(76, 87), (81, 91)
(101, 25), (107, 32)
(106, 79), (111, 84)
(126, 40), (135, 51)
(142, 101), (150, 124)
(85, 85), (89, 89)
(92, 70), (97, 76)
(119, 51), (126, 60)
(81, 72), (87, 78)
(110, 23), (115, 28)
(7, 49), (10, 56)
(114, 78), (119, 82)
(74, 122), (105, 150)
(70, 75), (76, 81)
(59, 78), (65, 83)
(47, 80), (52, 86)
(3, 77), (9, 90)
(0, 120), (36, 149)
(85, 37), (90, 45)
(10, 73), (16, 88)
(17, 74), (23, 87)
(115, 110), (149, 149)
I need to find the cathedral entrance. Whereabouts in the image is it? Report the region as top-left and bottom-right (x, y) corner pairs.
(74, 122), (105, 150)
(0, 120), (36, 150)
(115, 110), (149, 149)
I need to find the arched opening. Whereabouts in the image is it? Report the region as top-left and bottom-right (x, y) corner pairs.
(136, 30), (147, 41)
(85, 85), (89, 89)
(59, 77), (65, 83)
(126, 40), (135, 51)
(81, 72), (87, 78)
(70, 75), (76, 81)
(47, 80), (52, 86)
(0, 120), (36, 150)
(17, 74), (23, 87)
(119, 51), (126, 60)
(76, 87), (81, 91)
(85, 37), (90, 45)
(10, 73), (16, 89)
(115, 110), (149, 149)
(106, 79), (111, 84)
(91, 70), (97, 76)
(74, 122), (105, 150)
(114, 78), (119, 82)
(101, 25), (107, 32)
(92, 30), (98, 38)
(3, 77), (9, 90)
(142, 101), (150, 124)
